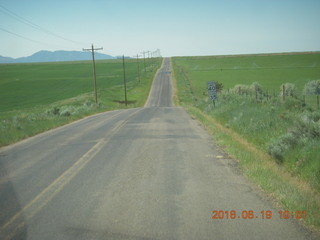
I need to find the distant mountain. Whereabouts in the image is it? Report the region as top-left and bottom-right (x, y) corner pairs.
(0, 55), (15, 63)
(0, 50), (115, 64)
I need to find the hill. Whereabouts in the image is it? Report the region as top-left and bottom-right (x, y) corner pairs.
(0, 50), (114, 63)
(0, 55), (15, 63)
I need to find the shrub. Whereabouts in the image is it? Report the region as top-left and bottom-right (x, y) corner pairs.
(250, 82), (263, 94)
(232, 84), (250, 95)
(280, 83), (296, 97)
(267, 110), (320, 163)
(84, 100), (94, 107)
(60, 109), (71, 116)
(268, 142), (285, 163)
(293, 111), (320, 139)
(216, 81), (224, 93)
(46, 106), (60, 115)
(306, 111), (320, 122)
(303, 80), (320, 95)
(283, 97), (304, 110)
(268, 133), (298, 163)
(231, 82), (264, 97)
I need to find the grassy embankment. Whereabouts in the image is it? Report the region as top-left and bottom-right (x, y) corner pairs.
(0, 57), (162, 146)
(172, 53), (320, 231)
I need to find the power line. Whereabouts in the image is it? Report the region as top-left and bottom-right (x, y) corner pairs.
(0, 26), (48, 46)
(0, 4), (86, 46)
(0, 26), (74, 50)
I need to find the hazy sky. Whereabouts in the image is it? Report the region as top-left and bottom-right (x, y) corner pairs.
(0, 0), (319, 58)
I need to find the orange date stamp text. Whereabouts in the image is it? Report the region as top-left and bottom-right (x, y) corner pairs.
(212, 210), (307, 220)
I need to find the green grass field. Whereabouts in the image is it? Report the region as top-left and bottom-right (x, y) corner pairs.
(172, 53), (320, 230)
(0, 58), (161, 146)
(0, 59), (160, 112)
(173, 53), (320, 106)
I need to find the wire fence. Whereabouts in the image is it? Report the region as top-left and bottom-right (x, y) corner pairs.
(220, 83), (320, 110)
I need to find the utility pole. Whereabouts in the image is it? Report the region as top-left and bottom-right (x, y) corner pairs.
(146, 50), (151, 68)
(141, 51), (147, 72)
(152, 50), (157, 67)
(83, 44), (103, 104)
(136, 54), (141, 83)
(157, 49), (161, 65)
(122, 55), (128, 106)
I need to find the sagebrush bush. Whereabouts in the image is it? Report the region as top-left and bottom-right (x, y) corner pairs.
(60, 109), (71, 116)
(268, 141), (285, 163)
(283, 97), (304, 110)
(230, 83), (265, 101)
(232, 84), (250, 95)
(250, 82), (263, 94)
(303, 80), (320, 95)
(59, 106), (75, 116)
(294, 111), (320, 139)
(45, 102), (99, 117)
(306, 111), (320, 122)
(46, 106), (60, 115)
(280, 83), (296, 97)
(268, 133), (298, 163)
(267, 110), (320, 163)
(84, 100), (94, 107)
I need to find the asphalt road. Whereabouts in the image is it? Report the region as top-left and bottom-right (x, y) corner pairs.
(0, 58), (318, 240)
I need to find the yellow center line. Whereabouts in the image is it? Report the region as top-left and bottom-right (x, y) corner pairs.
(0, 108), (143, 239)
(0, 110), (126, 186)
